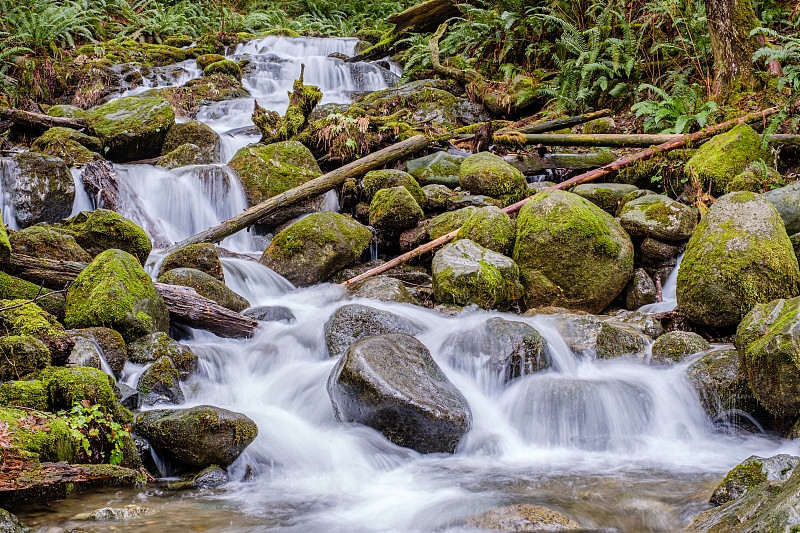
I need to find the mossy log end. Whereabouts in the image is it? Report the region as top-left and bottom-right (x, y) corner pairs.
(252, 65), (322, 144)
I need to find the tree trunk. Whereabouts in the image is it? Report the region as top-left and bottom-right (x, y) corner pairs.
(705, 0), (760, 99)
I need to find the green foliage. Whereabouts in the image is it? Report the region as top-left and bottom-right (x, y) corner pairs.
(631, 82), (720, 133)
(59, 401), (130, 465)
(1, 0), (100, 53)
(751, 26), (800, 92)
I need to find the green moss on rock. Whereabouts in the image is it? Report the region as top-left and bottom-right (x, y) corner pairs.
(10, 225), (92, 262)
(0, 336), (50, 381)
(0, 298), (72, 364)
(0, 406), (75, 462)
(136, 355), (184, 406)
(38, 366), (132, 425)
(362, 169), (425, 205)
(196, 54), (225, 70)
(158, 268), (249, 313)
(161, 120), (221, 159)
(428, 207), (479, 240)
(459, 152), (527, 206)
(31, 127), (102, 167)
(368, 186), (424, 236)
(650, 331), (710, 365)
(54, 209), (152, 263)
(0, 271), (65, 319)
(571, 183), (638, 214)
(0, 379), (48, 410)
(159, 242), (224, 281)
(456, 206), (516, 256)
(203, 60), (242, 81)
(618, 194), (697, 242)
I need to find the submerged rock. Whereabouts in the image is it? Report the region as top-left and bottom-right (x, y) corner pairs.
(460, 503), (580, 531)
(0, 509), (24, 533)
(74, 505), (153, 521)
(324, 303), (422, 359)
(244, 305), (296, 323)
(327, 333), (472, 454)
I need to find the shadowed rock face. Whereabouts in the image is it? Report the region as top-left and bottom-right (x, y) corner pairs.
(327, 333), (472, 454)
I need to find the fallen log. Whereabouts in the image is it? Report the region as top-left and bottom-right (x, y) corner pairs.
(0, 107), (86, 131)
(6, 254), (259, 338)
(165, 133), (434, 254)
(81, 160), (121, 210)
(499, 109), (611, 135)
(342, 106), (779, 286)
(493, 132), (800, 148)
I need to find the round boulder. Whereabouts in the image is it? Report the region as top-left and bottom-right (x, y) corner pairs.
(10, 225), (91, 263)
(572, 183), (638, 214)
(650, 331), (710, 365)
(159, 242), (224, 281)
(763, 181), (800, 235)
(686, 347), (761, 421)
(7, 152), (74, 228)
(128, 332), (196, 380)
(368, 186), (424, 236)
(459, 152), (527, 206)
(162, 120), (221, 160)
(54, 209), (152, 263)
(456, 206), (516, 256)
(618, 194), (697, 241)
(136, 355), (184, 406)
(327, 333), (472, 454)
(324, 303), (422, 359)
(362, 169), (425, 206)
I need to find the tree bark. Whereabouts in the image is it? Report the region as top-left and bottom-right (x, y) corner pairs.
(705, 0), (760, 99)
(0, 107), (86, 131)
(81, 160), (121, 211)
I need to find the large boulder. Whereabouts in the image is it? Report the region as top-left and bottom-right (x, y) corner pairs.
(687, 347), (760, 421)
(676, 192), (800, 330)
(158, 242), (224, 281)
(362, 169), (425, 206)
(135, 405), (258, 468)
(84, 96), (175, 162)
(327, 333), (472, 454)
(0, 271), (65, 319)
(65, 249), (169, 343)
(136, 355), (184, 406)
(54, 209), (152, 263)
(162, 121), (221, 160)
(763, 181), (800, 235)
(735, 296), (800, 418)
(406, 152), (463, 187)
(6, 152), (74, 228)
(38, 366), (131, 424)
(368, 186), (424, 236)
(572, 182), (638, 214)
(710, 454), (800, 506)
(31, 126), (101, 167)
(324, 303), (423, 359)
(459, 152), (527, 206)
(650, 331), (710, 365)
(686, 123), (772, 196)
(0, 299), (73, 365)
(432, 239), (522, 311)
(260, 212), (372, 286)
(158, 268), (249, 312)
(618, 194), (697, 241)
(0, 406), (76, 462)
(455, 206), (516, 256)
(9, 225), (92, 262)
(513, 190), (633, 313)
(68, 327), (127, 379)
(0, 336), (50, 381)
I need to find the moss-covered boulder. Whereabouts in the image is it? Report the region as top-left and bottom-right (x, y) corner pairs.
(513, 190), (634, 313)
(347, 276), (417, 304)
(763, 181), (800, 235)
(687, 347), (761, 421)
(135, 405), (257, 468)
(676, 192), (800, 330)
(84, 96), (175, 162)
(735, 296), (800, 417)
(368, 186), (424, 236)
(459, 152), (527, 206)
(9, 225), (92, 262)
(362, 169), (425, 206)
(159, 242), (224, 281)
(625, 268), (657, 310)
(196, 54), (226, 70)
(7, 152), (74, 228)
(260, 212), (372, 286)
(583, 117), (616, 134)
(0, 379), (48, 410)
(650, 331), (710, 365)
(0, 299), (73, 364)
(710, 454), (800, 506)
(161, 120), (221, 161)
(728, 162), (783, 193)
(47, 104), (84, 119)
(229, 141), (321, 206)
(128, 332), (196, 380)
(0, 336), (50, 381)
(158, 268), (249, 312)
(327, 333), (471, 454)
(0, 271), (66, 319)
(324, 303), (423, 359)
(572, 183), (638, 214)
(422, 184), (454, 210)
(686, 123), (771, 196)
(65, 249), (169, 343)
(460, 504), (580, 531)
(428, 207), (479, 240)
(455, 206), (516, 256)
(0, 406), (76, 462)
(39, 366), (131, 424)
(31, 127), (102, 167)
(156, 143), (207, 169)
(432, 239), (522, 310)
(407, 152), (463, 187)
(68, 327), (127, 379)
(136, 355), (184, 406)
(54, 209), (152, 263)
(595, 321), (650, 361)
(618, 194), (697, 241)
(157, 74), (249, 117)
(203, 59), (242, 81)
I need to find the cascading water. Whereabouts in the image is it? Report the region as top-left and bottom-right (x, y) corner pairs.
(10, 36), (800, 532)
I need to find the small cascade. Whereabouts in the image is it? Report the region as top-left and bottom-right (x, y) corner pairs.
(638, 253), (684, 314)
(0, 157), (19, 229)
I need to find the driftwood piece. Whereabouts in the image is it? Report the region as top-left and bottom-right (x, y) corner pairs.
(342, 106), (780, 286)
(81, 160), (120, 210)
(6, 254), (259, 338)
(166, 134), (434, 254)
(494, 132), (800, 148)
(0, 107), (86, 131)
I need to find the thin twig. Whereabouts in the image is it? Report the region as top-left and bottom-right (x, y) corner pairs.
(0, 283), (70, 313)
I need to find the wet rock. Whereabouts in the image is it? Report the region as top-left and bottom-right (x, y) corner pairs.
(362, 169), (425, 206)
(456, 206), (516, 256)
(446, 194), (503, 210)
(128, 332), (196, 380)
(0, 214), (9, 264)
(74, 505), (153, 521)
(460, 503), (580, 531)
(158, 267), (250, 313)
(618, 194), (697, 241)
(0, 508), (24, 533)
(687, 347), (760, 421)
(421, 184), (454, 210)
(168, 465), (230, 490)
(369, 186), (424, 236)
(763, 181), (800, 235)
(7, 152), (74, 228)
(650, 331), (710, 365)
(162, 120), (221, 161)
(54, 209), (152, 263)
(432, 239), (522, 311)
(65, 249), (168, 343)
(327, 333), (472, 454)
(604, 310), (665, 339)
(625, 268), (657, 310)
(66, 335), (103, 370)
(84, 96), (175, 162)
(640, 237), (685, 266)
(407, 152), (463, 187)
(324, 303), (423, 359)
(244, 305), (295, 323)
(135, 405), (258, 468)
(196, 53), (225, 70)
(9, 225), (91, 263)
(159, 242), (224, 282)
(157, 143), (208, 169)
(677, 192), (799, 330)
(513, 190), (633, 313)
(459, 152), (527, 206)
(117, 382), (140, 411)
(399, 222), (430, 252)
(204, 59), (242, 81)
(260, 212), (372, 286)
(595, 321), (650, 361)
(347, 276), (417, 304)
(157, 74), (249, 117)
(686, 123), (772, 196)
(429, 207), (479, 239)
(68, 327), (127, 379)
(0, 336), (50, 381)
(0, 298), (73, 364)
(710, 454), (800, 506)
(735, 296), (800, 418)
(31, 126), (102, 167)
(137, 355), (184, 406)
(572, 182), (638, 214)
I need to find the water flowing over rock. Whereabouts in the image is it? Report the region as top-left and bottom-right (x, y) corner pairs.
(625, 268), (657, 310)
(324, 303), (423, 359)
(127, 332), (196, 380)
(459, 503), (580, 531)
(513, 190), (633, 313)
(68, 327), (127, 379)
(687, 347), (761, 422)
(677, 192), (800, 330)
(135, 405), (258, 468)
(136, 355), (184, 406)
(327, 333), (472, 454)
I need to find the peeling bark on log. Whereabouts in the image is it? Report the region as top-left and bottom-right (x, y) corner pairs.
(0, 107), (86, 131)
(81, 160), (120, 210)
